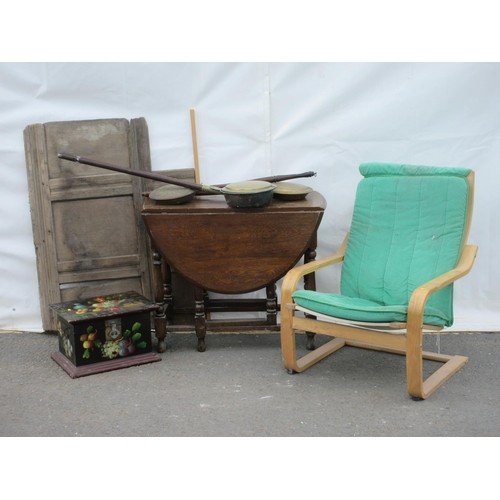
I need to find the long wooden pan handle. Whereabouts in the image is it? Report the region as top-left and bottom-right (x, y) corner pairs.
(58, 153), (219, 193)
(58, 153), (316, 191)
(209, 170), (316, 188)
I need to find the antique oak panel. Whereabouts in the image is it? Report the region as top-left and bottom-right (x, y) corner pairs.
(24, 118), (155, 331)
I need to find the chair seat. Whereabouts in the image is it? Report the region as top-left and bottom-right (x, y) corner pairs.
(292, 290), (450, 326)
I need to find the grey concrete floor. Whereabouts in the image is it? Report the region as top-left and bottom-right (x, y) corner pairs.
(1, 329), (499, 437)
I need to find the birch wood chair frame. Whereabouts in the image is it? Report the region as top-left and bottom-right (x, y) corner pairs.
(280, 168), (477, 400)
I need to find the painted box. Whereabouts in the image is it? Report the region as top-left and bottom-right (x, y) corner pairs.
(49, 291), (161, 378)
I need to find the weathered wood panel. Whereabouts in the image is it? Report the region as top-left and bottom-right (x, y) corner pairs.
(24, 117), (155, 331)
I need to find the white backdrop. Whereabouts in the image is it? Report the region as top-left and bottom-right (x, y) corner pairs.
(1, 62), (498, 332)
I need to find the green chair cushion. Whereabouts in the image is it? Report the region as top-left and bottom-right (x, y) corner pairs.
(292, 290), (450, 326)
(359, 163), (471, 179)
(294, 163), (471, 327)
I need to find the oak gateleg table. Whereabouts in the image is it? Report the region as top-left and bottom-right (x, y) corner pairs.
(141, 192), (326, 352)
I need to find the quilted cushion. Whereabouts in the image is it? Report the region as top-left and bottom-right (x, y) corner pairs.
(291, 291), (451, 326)
(293, 163), (471, 327)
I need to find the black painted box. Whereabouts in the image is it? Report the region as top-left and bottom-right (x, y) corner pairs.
(49, 291), (160, 377)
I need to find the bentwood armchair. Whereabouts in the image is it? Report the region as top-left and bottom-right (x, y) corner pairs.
(280, 163), (478, 400)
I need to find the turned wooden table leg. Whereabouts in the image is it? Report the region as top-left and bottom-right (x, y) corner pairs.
(203, 290), (211, 320)
(194, 286), (207, 352)
(163, 262), (174, 326)
(266, 283), (277, 326)
(304, 235), (318, 351)
(152, 245), (167, 353)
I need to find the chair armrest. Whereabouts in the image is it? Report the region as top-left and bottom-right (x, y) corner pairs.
(407, 244), (479, 325)
(281, 234), (349, 306)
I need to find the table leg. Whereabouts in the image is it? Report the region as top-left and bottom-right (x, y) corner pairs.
(152, 245), (167, 353)
(203, 290), (211, 320)
(163, 262), (174, 326)
(266, 283), (277, 325)
(304, 236), (318, 351)
(194, 286), (207, 352)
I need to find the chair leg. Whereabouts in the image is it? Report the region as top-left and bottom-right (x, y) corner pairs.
(406, 331), (424, 398)
(282, 309), (468, 399)
(281, 307), (346, 372)
(294, 337), (346, 372)
(421, 355), (469, 399)
(280, 307), (299, 371)
(406, 322), (468, 399)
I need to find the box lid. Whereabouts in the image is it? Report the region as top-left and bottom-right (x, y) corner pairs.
(49, 291), (158, 324)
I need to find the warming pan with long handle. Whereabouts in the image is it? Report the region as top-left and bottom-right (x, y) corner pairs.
(58, 153), (316, 207)
(58, 153), (315, 192)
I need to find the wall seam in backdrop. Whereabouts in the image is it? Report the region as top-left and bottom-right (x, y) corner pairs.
(262, 62), (272, 175)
